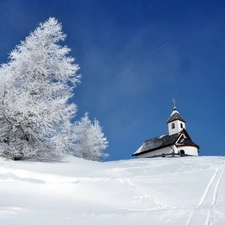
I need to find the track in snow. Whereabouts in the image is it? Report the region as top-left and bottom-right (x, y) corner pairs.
(185, 166), (225, 225)
(116, 177), (177, 211)
(204, 167), (224, 225)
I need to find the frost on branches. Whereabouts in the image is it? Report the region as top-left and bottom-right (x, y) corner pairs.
(0, 18), (80, 160)
(73, 112), (108, 161)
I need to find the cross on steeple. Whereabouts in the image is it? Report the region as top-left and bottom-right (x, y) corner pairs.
(172, 98), (176, 110)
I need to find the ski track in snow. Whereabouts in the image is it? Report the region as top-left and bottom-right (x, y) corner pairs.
(204, 167), (225, 225)
(185, 160), (225, 225)
(198, 168), (219, 207)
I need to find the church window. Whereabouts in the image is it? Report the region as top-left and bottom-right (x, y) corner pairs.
(180, 123), (183, 128)
(172, 123), (175, 129)
(180, 150), (185, 156)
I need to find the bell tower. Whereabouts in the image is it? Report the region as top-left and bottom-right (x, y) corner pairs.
(167, 99), (186, 135)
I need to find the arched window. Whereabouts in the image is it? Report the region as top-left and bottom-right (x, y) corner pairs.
(172, 123), (175, 129)
(180, 150), (185, 156)
(180, 123), (183, 128)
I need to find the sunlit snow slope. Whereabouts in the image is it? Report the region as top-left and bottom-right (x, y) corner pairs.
(0, 156), (225, 225)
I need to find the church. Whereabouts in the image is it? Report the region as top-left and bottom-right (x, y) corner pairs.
(132, 101), (199, 158)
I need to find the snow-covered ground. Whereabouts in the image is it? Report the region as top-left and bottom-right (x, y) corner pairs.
(0, 156), (225, 225)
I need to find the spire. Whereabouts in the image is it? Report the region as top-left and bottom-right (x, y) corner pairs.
(167, 99), (186, 123)
(172, 98), (176, 110)
(167, 99), (186, 135)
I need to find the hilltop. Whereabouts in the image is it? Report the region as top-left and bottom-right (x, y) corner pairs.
(0, 156), (224, 225)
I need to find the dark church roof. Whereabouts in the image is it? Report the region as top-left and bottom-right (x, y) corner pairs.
(180, 138), (199, 147)
(133, 129), (199, 156)
(133, 132), (180, 156)
(167, 110), (186, 123)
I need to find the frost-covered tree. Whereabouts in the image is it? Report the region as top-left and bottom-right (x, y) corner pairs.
(73, 112), (108, 161)
(0, 18), (80, 160)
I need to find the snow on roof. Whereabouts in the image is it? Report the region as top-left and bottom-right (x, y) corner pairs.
(171, 109), (179, 115)
(134, 143), (145, 154)
(159, 134), (167, 138)
(133, 132), (180, 156)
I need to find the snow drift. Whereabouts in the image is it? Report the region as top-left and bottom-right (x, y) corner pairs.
(0, 156), (225, 225)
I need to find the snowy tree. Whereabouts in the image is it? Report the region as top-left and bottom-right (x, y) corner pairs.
(73, 112), (108, 161)
(0, 18), (81, 160)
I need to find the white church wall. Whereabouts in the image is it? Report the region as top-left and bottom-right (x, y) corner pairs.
(136, 145), (198, 158)
(176, 146), (198, 156)
(168, 120), (186, 135)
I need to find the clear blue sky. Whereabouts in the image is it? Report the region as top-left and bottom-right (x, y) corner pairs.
(0, 0), (224, 161)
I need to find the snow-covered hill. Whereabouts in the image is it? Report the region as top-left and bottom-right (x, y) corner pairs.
(0, 156), (225, 225)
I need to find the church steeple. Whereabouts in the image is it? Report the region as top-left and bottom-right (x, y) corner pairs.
(167, 99), (186, 135)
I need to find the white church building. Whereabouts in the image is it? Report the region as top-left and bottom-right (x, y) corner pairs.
(132, 102), (199, 158)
